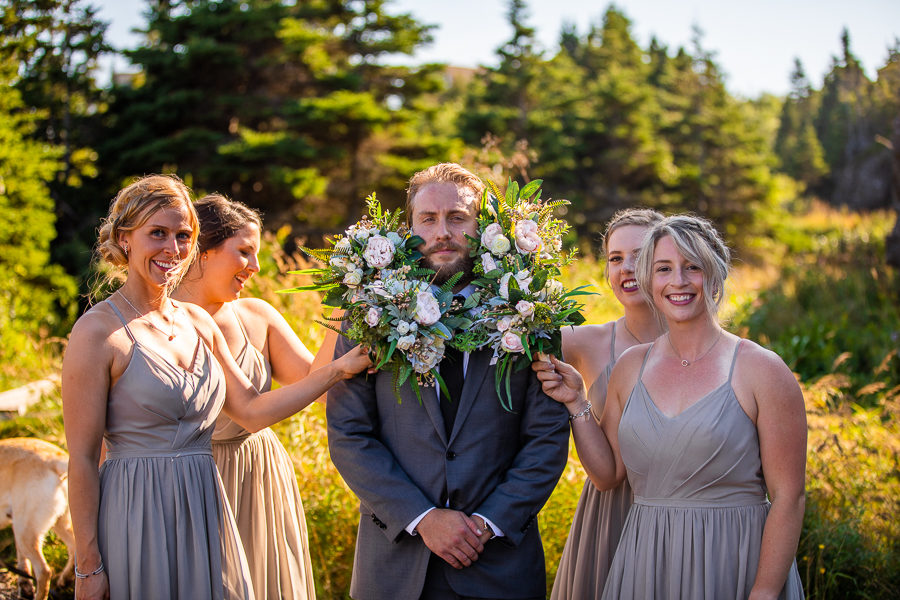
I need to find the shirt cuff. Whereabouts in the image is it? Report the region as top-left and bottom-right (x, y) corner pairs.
(406, 507), (436, 536)
(472, 512), (504, 538)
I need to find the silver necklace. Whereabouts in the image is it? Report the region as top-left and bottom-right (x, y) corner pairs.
(622, 319), (646, 344)
(118, 290), (179, 341)
(666, 330), (722, 367)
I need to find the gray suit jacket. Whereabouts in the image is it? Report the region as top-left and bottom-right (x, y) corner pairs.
(327, 335), (570, 600)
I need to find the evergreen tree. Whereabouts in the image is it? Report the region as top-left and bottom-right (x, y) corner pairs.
(651, 28), (782, 242)
(101, 0), (445, 234)
(774, 58), (827, 188)
(0, 56), (78, 367)
(457, 0), (544, 148)
(0, 0), (110, 277)
(814, 29), (873, 189)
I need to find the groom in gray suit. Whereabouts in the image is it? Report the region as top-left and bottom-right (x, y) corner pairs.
(327, 163), (570, 600)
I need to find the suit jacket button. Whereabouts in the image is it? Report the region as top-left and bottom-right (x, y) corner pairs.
(446, 450), (456, 460)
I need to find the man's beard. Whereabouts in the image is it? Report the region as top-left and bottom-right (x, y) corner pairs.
(423, 246), (475, 287)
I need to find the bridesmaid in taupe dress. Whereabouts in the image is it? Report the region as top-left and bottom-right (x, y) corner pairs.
(544, 208), (664, 600)
(62, 175), (371, 600)
(535, 215), (806, 599)
(174, 194), (335, 599)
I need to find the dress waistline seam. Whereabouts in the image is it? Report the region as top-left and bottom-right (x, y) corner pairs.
(633, 495), (768, 508)
(106, 448), (213, 459)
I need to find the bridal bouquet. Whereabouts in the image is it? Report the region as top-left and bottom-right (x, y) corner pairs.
(282, 194), (471, 403)
(460, 179), (590, 411)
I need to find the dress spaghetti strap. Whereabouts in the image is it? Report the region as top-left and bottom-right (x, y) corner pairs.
(609, 321), (618, 362)
(106, 300), (136, 343)
(727, 339), (744, 383)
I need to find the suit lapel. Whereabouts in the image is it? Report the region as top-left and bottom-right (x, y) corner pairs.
(419, 377), (449, 446)
(448, 348), (493, 444)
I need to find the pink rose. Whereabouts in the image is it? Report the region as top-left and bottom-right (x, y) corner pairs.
(500, 331), (525, 353)
(515, 300), (534, 318)
(514, 219), (542, 254)
(363, 235), (395, 269)
(365, 307), (382, 327)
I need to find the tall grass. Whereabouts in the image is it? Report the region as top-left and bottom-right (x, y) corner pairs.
(1, 204), (898, 598)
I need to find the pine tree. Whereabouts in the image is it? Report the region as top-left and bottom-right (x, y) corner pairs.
(774, 58), (827, 189)
(0, 56), (78, 367)
(101, 0), (445, 234)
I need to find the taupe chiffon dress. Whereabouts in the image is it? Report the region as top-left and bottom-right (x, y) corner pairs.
(98, 302), (253, 599)
(550, 321), (633, 600)
(211, 313), (316, 600)
(602, 340), (804, 599)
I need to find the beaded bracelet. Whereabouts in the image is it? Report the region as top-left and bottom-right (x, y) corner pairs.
(568, 401), (592, 422)
(74, 562), (105, 579)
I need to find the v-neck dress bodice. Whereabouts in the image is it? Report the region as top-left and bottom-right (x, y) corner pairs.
(601, 341), (804, 599)
(210, 311), (316, 599)
(98, 301), (253, 600)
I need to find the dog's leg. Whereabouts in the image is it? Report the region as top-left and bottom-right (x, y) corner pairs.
(52, 509), (76, 586)
(15, 528), (50, 600)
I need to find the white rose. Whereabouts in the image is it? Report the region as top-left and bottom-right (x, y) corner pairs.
(497, 315), (514, 332)
(413, 291), (441, 326)
(500, 331), (525, 353)
(481, 252), (498, 274)
(488, 235), (511, 256)
(542, 279), (564, 299)
(329, 255), (349, 269)
(514, 270), (533, 292)
(516, 300), (534, 318)
(396, 334), (416, 350)
(343, 269), (363, 287)
(514, 219), (542, 254)
(353, 227), (371, 242)
(396, 320), (411, 335)
(334, 237), (352, 253)
(409, 322), (418, 332)
(386, 231), (403, 247)
(365, 307), (382, 327)
(363, 235), (395, 269)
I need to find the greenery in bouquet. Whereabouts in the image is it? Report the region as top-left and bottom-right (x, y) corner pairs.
(282, 194), (473, 403)
(461, 179), (591, 411)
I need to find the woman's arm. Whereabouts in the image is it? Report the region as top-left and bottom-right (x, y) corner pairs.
(190, 305), (372, 431)
(62, 316), (112, 600)
(240, 298), (314, 386)
(745, 346), (807, 600)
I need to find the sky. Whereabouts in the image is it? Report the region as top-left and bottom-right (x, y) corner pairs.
(94, 0), (900, 98)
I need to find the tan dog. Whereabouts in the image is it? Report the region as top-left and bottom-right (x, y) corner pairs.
(0, 437), (75, 600)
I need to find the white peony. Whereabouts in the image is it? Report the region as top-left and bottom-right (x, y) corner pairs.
(365, 307), (382, 327)
(481, 252), (498, 274)
(516, 300), (535, 318)
(413, 291), (441, 326)
(500, 331), (525, 353)
(363, 235), (395, 269)
(514, 219), (542, 254)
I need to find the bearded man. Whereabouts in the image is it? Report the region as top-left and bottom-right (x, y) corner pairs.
(327, 163), (569, 600)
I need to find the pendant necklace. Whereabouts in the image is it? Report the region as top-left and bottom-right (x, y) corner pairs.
(118, 290), (179, 341)
(667, 330), (722, 367)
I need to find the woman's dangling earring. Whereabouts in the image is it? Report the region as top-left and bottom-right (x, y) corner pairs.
(123, 243), (129, 257)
